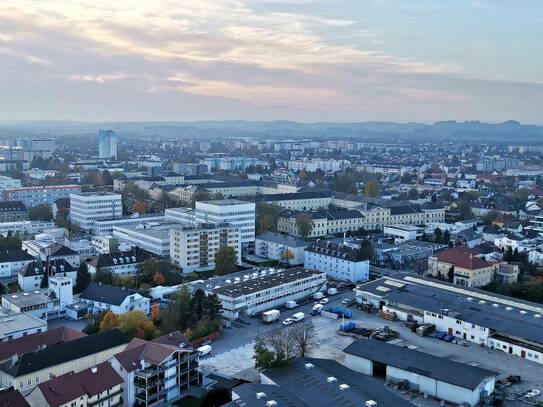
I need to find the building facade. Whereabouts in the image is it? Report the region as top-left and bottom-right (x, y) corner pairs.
(69, 192), (123, 231)
(98, 129), (117, 160)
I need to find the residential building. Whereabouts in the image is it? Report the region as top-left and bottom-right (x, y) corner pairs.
(288, 159), (344, 172)
(344, 340), (496, 407)
(255, 232), (308, 265)
(427, 246), (497, 287)
(22, 241), (80, 268)
(18, 259), (76, 291)
(79, 282), (151, 315)
(355, 273), (543, 365)
(98, 129), (117, 160)
(207, 267), (326, 320)
(113, 222), (175, 257)
(195, 199), (255, 249)
(86, 248), (153, 276)
(69, 192), (123, 232)
(251, 191), (333, 211)
(90, 213), (166, 236)
(0, 201), (27, 222)
(202, 156), (264, 171)
(110, 331), (199, 406)
(25, 361), (123, 407)
(2, 185), (81, 208)
(0, 329), (127, 392)
(0, 312), (47, 343)
(170, 223), (241, 273)
(0, 250), (36, 278)
(304, 240), (369, 282)
(0, 326), (85, 362)
(0, 388), (29, 406)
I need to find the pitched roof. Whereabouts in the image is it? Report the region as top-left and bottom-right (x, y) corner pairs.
(305, 240), (368, 262)
(48, 243), (78, 257)
(19, 259), (75, 278)
(0, 250), (35, 264)
(114, 334), (190, 373)
(344, 340), (497, 390)
(435, 246), (493, 270)
(256, 232), (308, 247)
(0, 201), (26, 211)
(0, 388), (29, 407)
(35, 362), (123, 407)
(91, 248), (152, 269)
(0, 327), (85, 362)
(80, 282), (138, 306)
(0, 329), (127, 377)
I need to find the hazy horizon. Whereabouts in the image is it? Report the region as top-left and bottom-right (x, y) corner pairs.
(1, 1), (542, 123)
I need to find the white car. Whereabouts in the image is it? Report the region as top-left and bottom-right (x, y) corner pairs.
(320, 298), (329, 305)
(524, 390), (541, 399)
(282, 318), (294, 326)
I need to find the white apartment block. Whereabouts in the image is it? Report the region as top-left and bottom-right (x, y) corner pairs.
(69, 192), (123, 231)
(1, 185), (81, 208)
(195, 200), (255, 249)
(0, 176), (21, 190)
(255, 232), (308, 265)
(0, 220), (54, 237)
(113, 222), (174, 257)
(288, 159), (344, 172)
(170, 224), (241, 273)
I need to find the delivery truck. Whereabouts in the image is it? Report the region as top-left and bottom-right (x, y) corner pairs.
(197, 345), (212, 357)
(311, 304), (324, 316)
(292, 312), (305, 322)
(262, 309), (280, 323)
(286, 300), (298, 309)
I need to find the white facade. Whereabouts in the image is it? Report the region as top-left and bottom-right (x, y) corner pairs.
(90, 214), (165, 235)
(70, 192), (123, 231)
(2, 185), (81, 208)
(170, 224), (241, 273)
(304, 250), (369, 283)
(195, 200), (255, 248)
(384, 224), (423, 243)
(0, 312), (47, 342)
(98, 129), (117, 159)
(288, 159), (343, 172)
(113, 222), (173, 257)
(254, 233), (307, 265)
(0, 220), (54, 237)
(81, 291), (150, 315)
(0, 176), (21, 190)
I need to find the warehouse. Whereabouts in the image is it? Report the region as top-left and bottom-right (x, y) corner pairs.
(344, 340), (496, 407)
(205, 267), (326, 320)
(355, 273), (543, 365)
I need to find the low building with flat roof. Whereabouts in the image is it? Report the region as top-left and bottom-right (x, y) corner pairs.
(0, 311), (47, 342)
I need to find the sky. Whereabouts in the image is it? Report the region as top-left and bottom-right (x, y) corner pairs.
(0, 0), (542, 123)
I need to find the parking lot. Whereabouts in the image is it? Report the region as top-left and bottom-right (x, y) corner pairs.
(202, 290), (543, 406)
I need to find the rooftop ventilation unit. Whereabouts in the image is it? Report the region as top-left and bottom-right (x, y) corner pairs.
(339, 384), (350, 391)
(535, 314), (542, 318)
(304, 363), (314, 369)
(266, 401), (277, 407)
(256, 392), (267, 400)
(327, 377), (337, 383)
(520, 310), (527, 315)
(478, 300), (486, 304)
(492, 303), (499, 308)
(505, 307), (513, 311)
(366, 401), (378, 407)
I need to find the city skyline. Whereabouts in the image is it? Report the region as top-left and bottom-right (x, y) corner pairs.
(0, 0), (541, 123)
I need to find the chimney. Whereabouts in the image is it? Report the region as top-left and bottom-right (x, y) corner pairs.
(140, 359), (145, 370)
(11, 353), (18, 367)
(91, 367), (98, 374)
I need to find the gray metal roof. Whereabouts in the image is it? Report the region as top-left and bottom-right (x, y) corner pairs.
(344, 340), (497, 390)
(256, 232), (308, 248)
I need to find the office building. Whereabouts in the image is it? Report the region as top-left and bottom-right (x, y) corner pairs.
(170, 223), (241, 273)
(69, 192), (122, 232)
(2, 185), (81, 208)
(0, 201), (27, 222)
(304, 239), (369, 282)
(206, 267), (326, 320)
(98, 129), (117, 160)
(195, 199), (255, 249)
(113, 222), (175, 256)
(0, 221), (55, 237)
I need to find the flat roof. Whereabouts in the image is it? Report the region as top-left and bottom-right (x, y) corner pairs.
(344, 340), (496, 390)
(0, 312), (46, 337)
(384, 224), (423, 232)
(198, 199), (252, 206)
(212, 267), (325, 298)
(357, 274), (543, 345)
(2, 289), (53, 308)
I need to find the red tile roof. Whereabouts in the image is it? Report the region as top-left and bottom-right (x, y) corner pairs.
(435, 246), (493, 270)
(0, 327), (86, 362)
(35, 362), (123, 407)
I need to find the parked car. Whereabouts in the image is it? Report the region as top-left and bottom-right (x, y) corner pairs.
(282, 318), (294, 326)
(341, 298), (354, 306)
(320, 298), (329, 305)
(524, 390), (540, 399)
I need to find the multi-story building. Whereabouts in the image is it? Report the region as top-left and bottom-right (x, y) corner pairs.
(25, 361), (123, 407)
(304, 239), (369, 282)
(18, 259), (76, 291)
(2, 185), (81, 208)
(277, 209), (366, 238)
(251, 191), (333, 211)
(195, 199), (255, 249)
(209, 267), (327, 320)
(0, 311), (47, 343)
(21, 241), (80, 268)
(427, 246), (496, 287)
(0, 221), (55, 237)
(110, 331), (199, 406)
(113, 222), (175, 257)
(90, 214), (165, 235)
(79, 282), (151, 315)
(170, 223), (241, 273)
(255, 232), (308, 265)
(0, 250), (36, 278)
(0, 176), (21, 190)
(355, 273), (543, 366)
(69, 192), (123, 232)
(98, 129), (117, 160)
(288, 159), (344, 172)
(86, 248), (152, 276)
(202, 156), (265, 171)
(0, 329), (127, 392)
(0, 201), (27, 222)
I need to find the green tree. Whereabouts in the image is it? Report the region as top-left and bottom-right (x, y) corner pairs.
(360, 239), (374, 261)
(254, 338), (275, 369)
(255, 203), (281, 234)
(295, 213), (313, 238)
(447, 266), (455, 283)
(0, 234), (22, 251)
(40, 270), (49, 288)
(364, 180), (380, 198)
(202, 293), (222, 320)
(118, 311), (160, 340)
(28, 204), (53, 221)
(190, 289), (206, 321)
(214, 246), (238, 275)
(456, 200), (473, 220)
(434, 227), (443, 243)
(94, 269), (113, 285)
(442, 230), (451, 244)
(75, 263), (91, 293)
